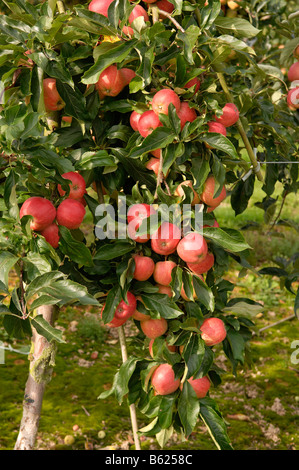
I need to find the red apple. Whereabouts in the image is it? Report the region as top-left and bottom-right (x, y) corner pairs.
(156, 0), (174, 12)
(88, 0), (114, 17)
(129, 4), (149, 23)
(62, 116), (73, 123)
(187, 376), (211, 398)
(127, 203), (156, 243)
(56, 199), (86, 229)
(58, 172), (86, 200)
(132, 296), (151, 321)
(40, 223), (60, 248)
(151, 148), (162, 159)
(215, 103), (239, 127)
(101, 291), (136, 327)
(187, 252), (215, 275)
(184, 77), (201, 94)
(151, 363), (180, 395)
(151, 222), (181, 256)
(119, 68), (136, 86)
(132, 254), (155, 281)
(130, 110), (142, 131)
(138, 110), (163, 137)
(288, 61), (299, 82)
(207, 121), (227, 136)
(177, 101), (197, 130)
(200, 317), (227, 346)
(146, 157), (160, 175)
(151, 89), (181, 116)
(176, 232), (208, 264)
(140, 318), (168, 339)
(20, 197), (56, 231)
(201, 176), (226, 208)
(43, 78), (65, 112)
(287, 87), (299, 110)
(175, 180), (200, 206)
(153, 260), (176, 286)
(96, 65), (125, 97)
(156, 284), (173, 297)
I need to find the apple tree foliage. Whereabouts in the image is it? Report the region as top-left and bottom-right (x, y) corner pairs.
(0, 0), (298, 450)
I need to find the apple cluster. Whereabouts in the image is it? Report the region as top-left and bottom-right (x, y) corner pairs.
(19, 172), (87, 248)
(286, 50), (299, 111)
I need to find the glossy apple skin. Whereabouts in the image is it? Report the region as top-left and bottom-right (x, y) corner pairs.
(176, 232), (208, 263)
(184, 77), (201, 94)
(177, 101), (197, 130)
(43, 78), (65, 112)
(88, 0), (114, 17)
(187, 252), (215, 275)
(146, 157), (160, 175)
(127, 203), (156, 243)
(156, 284), (173, 298)
(58, 172), (86, 200)
(201, 176), (227, 209)
(151, 89), (181, 116)
(151, 363), (180, 395)
(133, 254), (155, 281)
(138, 110), (163, 137)
(20, 197), (56, 231)
(287, 87), (299, 110)
(130, 111), (142, 131)
(288, 62), (299, 82)
(56, 199), (86, 229)
(208, 121), (227, 136)
(119, 68), (136, 86)
(96, 65), (125, 97)
(153, 260), (177, 286)
(101, 292), (137, 327)
(186, 376), (211, 398)
(140, 318), (168, 339)
(175, 180), (200, 206)
(215, 103), (239, 127)
(149, 339), (177, 358)
(151, 222), (181, 256)
(40, 224), (60, 248)
(200, 317), (227, 346)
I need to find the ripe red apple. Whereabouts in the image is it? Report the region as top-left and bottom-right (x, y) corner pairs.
(56, 199), (86, 229)
(156, 0), (174, 13)
(214, 103), (239, 127)
(129, 4), (149, 23)
(88, 0), (114, 17)
(175, 180), (200, 206)
(184, 77), (201, 94)
(151, 363), (180, 395)
(127, 203), (156, 243)
(145, 157), (160, 175)
(151, 148), (162, 159)
(119, 68), (136, 86)
(40, 223), (60, 249)
(20, 197), (56, 231)
(156, 284), (173, 298)
(177, 101), (197, 130)
(201, 176), (226, 208)
(101, 291), (136, 327)
(62, 116), (73, 123)
(151, 222), (181, 256)
(149, 339), (177, 358)
(58, 172), (86, 200)
(43, 78), (65, 112)
(130, 110), (142, 131)
(186, 376), (211, 398)
(287, 87), (299, 110)
(288, 61), (299, 82)
(153, 260), (176, 286)
(294, 45), (299, 59)
(177, 232), (208, 264)
(151, 89), (181, 116)
(132, 254), (155, 281)
(200, 317), (227, 346)
(96, 65), (125, 97)
(187, 252), (215, 275)
(140, 318), (168, 339)
(207, 121), (227, 136)
(138, 110), (163, 137)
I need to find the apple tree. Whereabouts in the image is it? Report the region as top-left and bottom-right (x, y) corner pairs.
(0, 0), (298, 450)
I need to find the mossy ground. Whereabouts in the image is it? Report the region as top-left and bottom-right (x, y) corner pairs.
(0, 180), (298, 450)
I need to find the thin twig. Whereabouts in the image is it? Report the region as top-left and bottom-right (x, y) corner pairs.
(158, 10), (186, 33)
(154, 150), (164, 199)
(267, 190), (289, 233)
(259, 315), (296, 333)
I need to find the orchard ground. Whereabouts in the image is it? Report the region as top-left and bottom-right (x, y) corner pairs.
(0, 179), (298, 451)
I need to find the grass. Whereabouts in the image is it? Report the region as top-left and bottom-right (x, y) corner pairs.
(0, 177), (298, 450)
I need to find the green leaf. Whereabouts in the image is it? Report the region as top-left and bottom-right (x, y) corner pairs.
(94, 241), (135, 261)
(101, 285), (122, 324)
(58, 226), (94, 267)
(0, 252), (19, 288)
(82, 39), (138, 84)
(75, 151), (114, 170)
(214, 17), (261, 39)
(141, 293), (184, 319)
(31, 315), (65, 344)
(200, 134), (239, 159)
(226, 328), (245, 363)
(178, 381), (200, 437)
(203, 227), (251, 252)
(156, 426), (174, 448)
(193, 276), (215, 312)
(199, 397), (233, 450)
(129, 127), (176, 158)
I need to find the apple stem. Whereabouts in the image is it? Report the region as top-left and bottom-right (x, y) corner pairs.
(117, 325), (141, 450)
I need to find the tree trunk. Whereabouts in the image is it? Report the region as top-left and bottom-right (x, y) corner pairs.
(14, 305), (58, 450)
